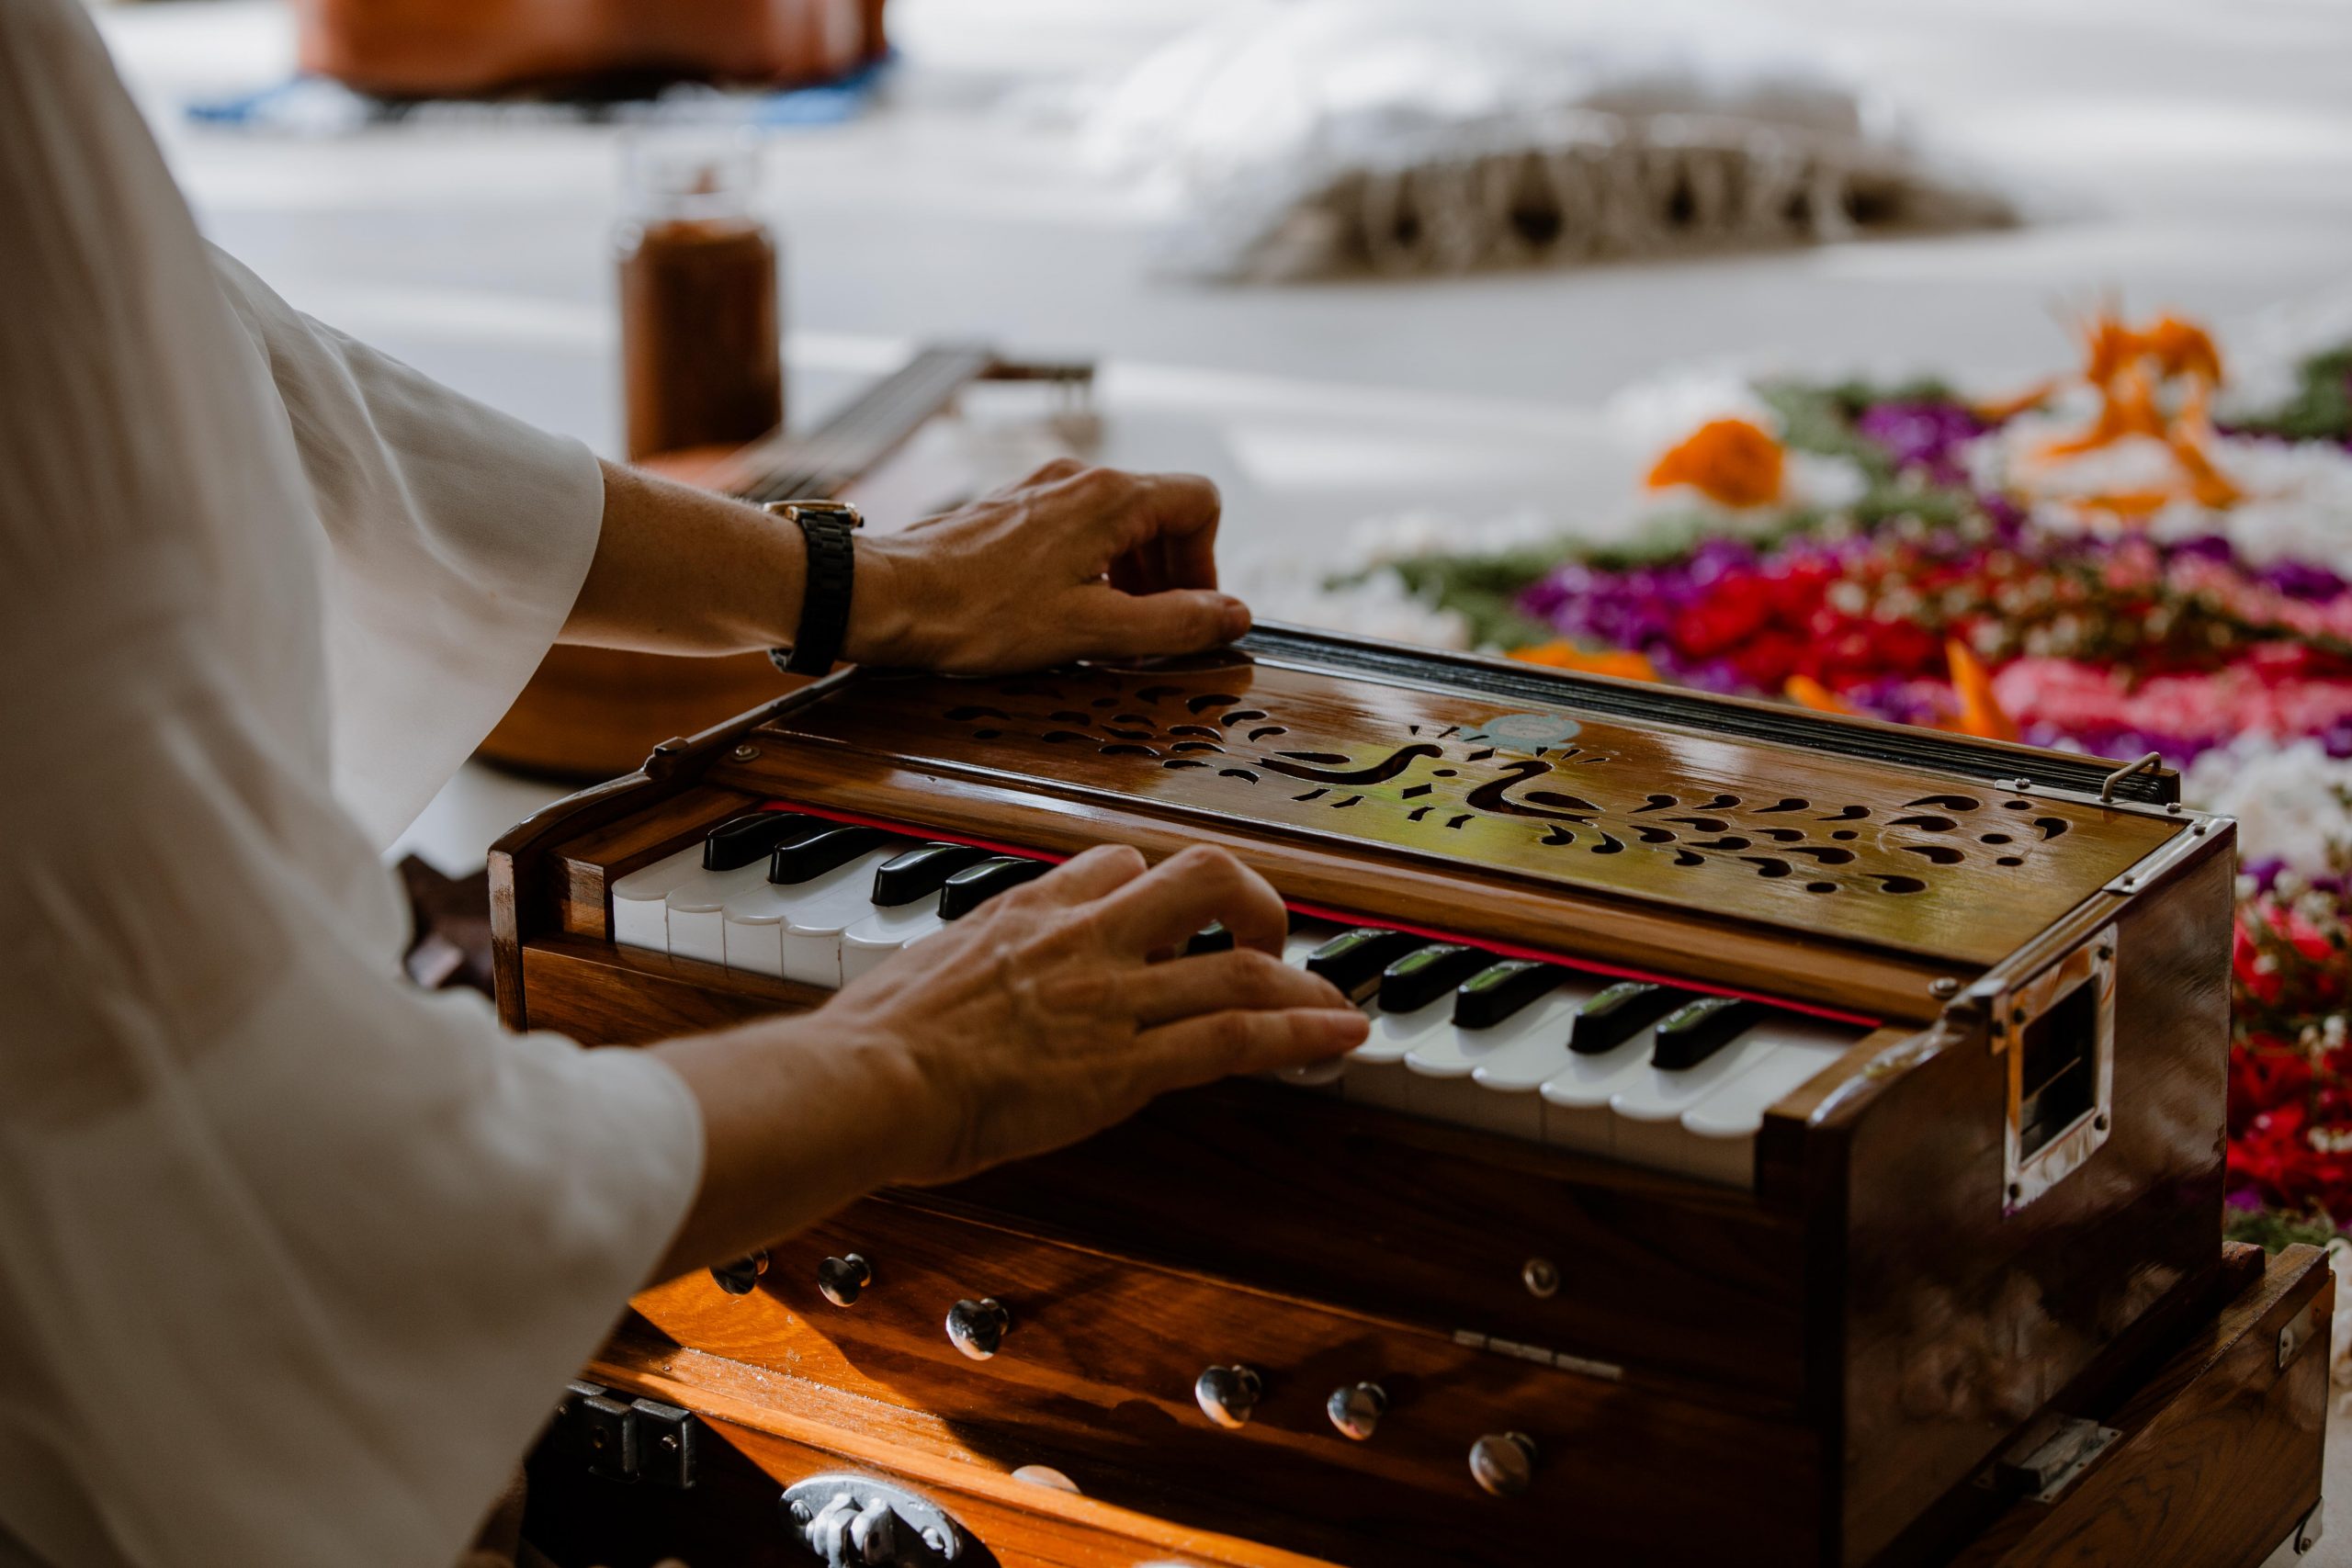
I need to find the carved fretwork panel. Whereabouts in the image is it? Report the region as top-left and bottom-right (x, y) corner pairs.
(750, 657), (2178, 966)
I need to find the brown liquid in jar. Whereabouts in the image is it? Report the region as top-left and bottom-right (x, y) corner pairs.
(618, 216), (784, 461)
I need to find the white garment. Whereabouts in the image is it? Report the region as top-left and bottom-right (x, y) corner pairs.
(0, 2), (703, 1564)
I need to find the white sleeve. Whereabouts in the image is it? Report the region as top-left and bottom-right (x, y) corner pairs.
(0, 3), (701, 1565)
(206, 245), (608, 848)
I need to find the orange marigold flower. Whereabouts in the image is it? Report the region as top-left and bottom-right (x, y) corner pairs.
(1783, 674), (1859, 716)
(1510, 641), (1660, 682)
(1645, 418), (1785, 509)
(1943, 637), (2020, 741)
(2143, 314), (2223, 385)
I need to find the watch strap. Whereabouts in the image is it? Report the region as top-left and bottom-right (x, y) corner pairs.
(766, 499), (863, 677)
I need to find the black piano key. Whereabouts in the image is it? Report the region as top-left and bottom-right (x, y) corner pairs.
(1376, 943), (1498, 1014)
(768, 825), (899, 886)
(1570, 980), (1701, 1055)
(1186, 922), (1236, 955)
(701, 811), (824, 871)
(1453, 959), (1567, 1030)
(939, 856), (1048, 920)
(871, 842), (994, 907)
(1650, 996), (1767, 1071)
(1306, 928), (1431, 1001)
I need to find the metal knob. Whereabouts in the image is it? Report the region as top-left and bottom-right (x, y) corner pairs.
(945, 1297), (1008, 1360)
(1193, 1364), (1262, 1429)
(1469, 1431), (1538, 1498)
(818, 1253), (873, 1308)
(1325, 1382), (1387, 1441)
(709, 1249), (768, 1296)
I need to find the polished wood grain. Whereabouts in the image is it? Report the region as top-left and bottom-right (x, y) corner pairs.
(1953, 1243), (2328, 1568)
(548, 1328), (1365, 1568)
(1815, 834), (2235, 1564)
(522, 937), (829, 1045)
(746, 659), (2178, 968)
(707, 760), (1960, 1023)
(903, 1078), (1810, 1405)
(623, 1199), (1818, 1566)
(533, 1245), (2324, 1568)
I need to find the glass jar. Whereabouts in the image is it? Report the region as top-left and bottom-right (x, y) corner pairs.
(616, 132), (785, 462)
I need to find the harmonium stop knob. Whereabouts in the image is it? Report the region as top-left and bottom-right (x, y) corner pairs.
(709, 1249), (768, 1296)
(1325, 1381), (1388, 1441)
(1193, 1364), (1263, 1429)
(945, 1297), (1009, 1360)
(817, 1252), (873, 1308)
(1468, 1431), (1538, 1498)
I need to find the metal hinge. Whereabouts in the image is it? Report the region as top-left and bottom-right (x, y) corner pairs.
(2278, 1293), (2326, 1371)
(1974, 1415), (2120, 1504)
(1453, 1327), (1624, 1383)
(554, 1381), (697, 1489)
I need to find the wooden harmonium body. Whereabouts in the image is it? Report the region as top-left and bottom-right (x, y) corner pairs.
(492, 627), (2324, 1567)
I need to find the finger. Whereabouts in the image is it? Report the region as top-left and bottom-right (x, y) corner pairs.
(1136, 1007), (1370, 1088)
(1090, 844), (1288, 958)
(1016, 456), (1088, 491)
(1126, 946), (1351, 1027)
(1111, 473), (1221, 592)
(1022, 843), (1148, 907)
(1064, 581), (1251, 660)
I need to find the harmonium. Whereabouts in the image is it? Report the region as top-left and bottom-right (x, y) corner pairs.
(491, 625), (2331, 1567)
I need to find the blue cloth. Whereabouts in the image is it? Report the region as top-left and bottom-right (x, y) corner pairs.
(188, 55), (891, 133)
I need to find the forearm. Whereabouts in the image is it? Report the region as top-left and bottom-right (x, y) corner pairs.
(645, 1010), (929, 1282)
(560, 460), (804, 654)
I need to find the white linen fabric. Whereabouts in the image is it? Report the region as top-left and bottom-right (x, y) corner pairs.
(0, 1), (704, 1563)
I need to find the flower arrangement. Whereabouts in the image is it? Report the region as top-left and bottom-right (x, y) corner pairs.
(1313, 310), (2352, 1240)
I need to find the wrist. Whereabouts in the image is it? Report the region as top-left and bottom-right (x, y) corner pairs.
(842, 534), (929, 670)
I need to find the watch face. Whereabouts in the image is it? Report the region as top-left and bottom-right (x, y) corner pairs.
(769, 498), (864, 529)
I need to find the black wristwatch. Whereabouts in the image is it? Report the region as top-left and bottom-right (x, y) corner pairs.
(766, 499), (863, 677)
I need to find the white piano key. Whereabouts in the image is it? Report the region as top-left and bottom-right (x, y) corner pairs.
(608, 845), (706, 953)
(1676, 1021), (1860, 1187)
(841, 903), (944, 984)
(1535, 1033), (1663, 1156)
(663, 863), (775, 965)
(1340, 996), (1454, 1111)
(778, 844), (917, 986)
(721, 847), (907, 985)
(1272, 920), (1351, 1087)
(1350, 998), (1456, 1067)
(1372, 987), (1588, 1138)
(1605, 1029), (1792, 1174)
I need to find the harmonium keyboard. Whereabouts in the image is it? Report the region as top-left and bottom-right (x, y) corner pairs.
(491, 626), (2330, 1568)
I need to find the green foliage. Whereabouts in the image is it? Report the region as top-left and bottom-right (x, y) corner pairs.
(1378, 548), (1560, 651)
(2223, 1204), (2345, 1253)
(1754, 379), (1894, 480)
(2229, 346), (2352, 443)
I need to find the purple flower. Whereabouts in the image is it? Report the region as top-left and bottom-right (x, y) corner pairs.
(1857, 400), (1986, 484)
(2258, 558), (2348, 601)
(2242, 857), (2290, 894)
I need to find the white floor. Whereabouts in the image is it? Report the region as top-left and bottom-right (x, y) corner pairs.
(98, 2), (2352, 1556)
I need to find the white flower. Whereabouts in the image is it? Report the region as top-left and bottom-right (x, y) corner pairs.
(1604, 365), (1781, 456)
(2182, 737), (2352, 874)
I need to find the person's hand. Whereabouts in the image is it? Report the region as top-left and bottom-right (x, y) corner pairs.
(848, 459), (1251, 676)
(820, 844), (1367, 1185)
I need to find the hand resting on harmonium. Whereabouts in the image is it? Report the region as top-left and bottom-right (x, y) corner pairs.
(562, 455), (1371, 1282)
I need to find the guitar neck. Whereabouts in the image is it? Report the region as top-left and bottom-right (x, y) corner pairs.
(729, 344), (1003, 506)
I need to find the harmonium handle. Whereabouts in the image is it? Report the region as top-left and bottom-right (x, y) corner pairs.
(782, 1473), (975, 1566)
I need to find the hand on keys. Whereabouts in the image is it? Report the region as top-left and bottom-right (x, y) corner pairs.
(820, 844), (1366, 1183)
